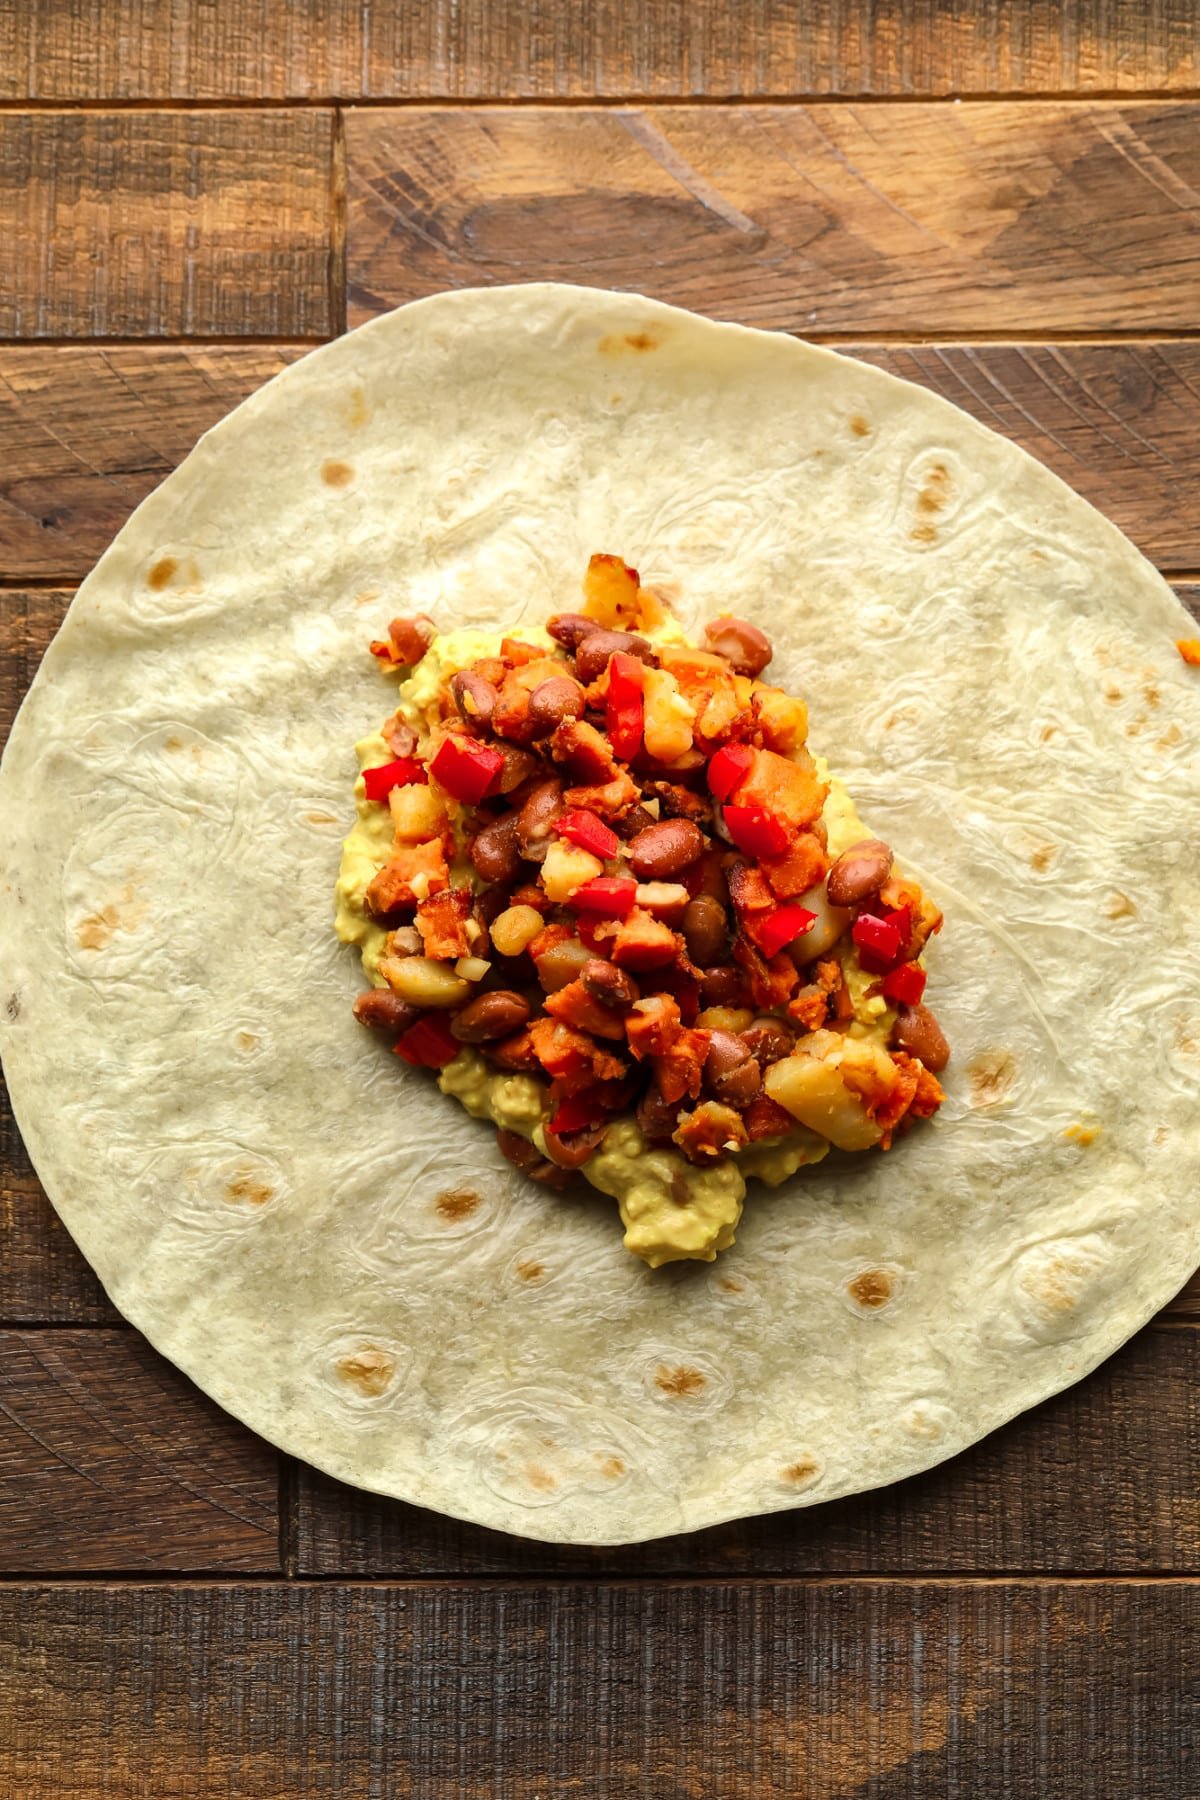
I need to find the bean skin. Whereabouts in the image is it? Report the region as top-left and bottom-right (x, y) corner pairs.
(741, 1018), (796, 1068)
(470, 813), (522, 884)
(574, 629), (655, 684)
(546, 612), (597, 650)
(581, 959), (639, 1008)
(704, 1031), (763, 1107)
(891, 1003), (950, 1072)
(516, 777), (563, 858)
(637, 1082), (682, 1143)
(543, 1122), (606, 1169)
(528, 675), (586, 738)
(352, 990), (419, 1035)
(450, 670), (498, 732)
(629, 818), (705, 880)
(496, 1128), (571, 1189)
(699, 964), (744, 1008)
(683, 895), (729, 967)
(703, 615), (773, 676)
(826, 839), (894, 908)
(450, 990), (531, 1043)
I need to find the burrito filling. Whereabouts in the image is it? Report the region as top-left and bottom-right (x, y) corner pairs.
(335, 554), (947, 1266)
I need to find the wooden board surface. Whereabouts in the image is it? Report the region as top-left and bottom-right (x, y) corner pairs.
(345, 103), (1200, 334)
(3, 1), (1198, 99)
(2, 1580), (1195, 1798)
(2, 8), (1197, 1794)
(0, 111), (334, 338)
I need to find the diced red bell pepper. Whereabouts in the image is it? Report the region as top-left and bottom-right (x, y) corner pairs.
(546, 1094), (597, 1136)
(556, 808), (620, 860)
(723, 802), (790, 859)
(881, 961), (927, 1005)
(852, 912), (903, 974)
(393, 1014), (460, 1068)
(755, 904), (817, 959)
(362, 756), (427, 802)
(706, 743), (755, 802)
(605, 652), (645, 761)
(429, 735), (504, 804)
(576, 915), (617, 953)
(572, 877), (638, 916)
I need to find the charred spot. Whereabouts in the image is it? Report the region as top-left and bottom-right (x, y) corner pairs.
(516, 1258), (545, 1282)
(225, 1174), (274, 1206)
(916, 464), (951, 514)
(147, 556), (177, 591)
(781, 1456), (820, 1486)
(847, 1268), (893, 1310)
(5, 993), (19, 1020)
(654, 1364), (707, 1398)
(849, 414), (871, 438)
(321, 459), (355, 488)
(966, 1048), (1016, 1107)
(436, 1187), (482, 1221)
(335, 1347), (396, 1397)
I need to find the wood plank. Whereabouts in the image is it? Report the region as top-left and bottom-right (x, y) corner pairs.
(345, 103), (1200, 334)
(1, 1579), (1194, 1796)
(6, 344), (1200, 579)
(0, 112), (333, 338)
(2, 2), (1198, 100)
(0, 347), (305, 576)
(295, 1323), (1200, 1576)
(0, 1331), (280, 1571)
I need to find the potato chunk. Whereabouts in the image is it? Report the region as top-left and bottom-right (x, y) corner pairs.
(764, 1035), (890, 1152)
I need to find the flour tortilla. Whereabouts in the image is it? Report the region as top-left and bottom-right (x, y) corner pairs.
(2, 286), (1198, 1544)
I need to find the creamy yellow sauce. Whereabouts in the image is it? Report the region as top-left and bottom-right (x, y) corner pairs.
(335, 620), (914, 1266)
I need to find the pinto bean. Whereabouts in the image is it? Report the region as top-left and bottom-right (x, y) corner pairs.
(543, 1122), (607, 1169)
(637, 1082), (682, 1143)
(470, 813), (522, 884)
(683, 894), (729, 967)
(611, 804), (657, 841)
(450, 670), (498, 731)
(488, 1029), (540, 1072)
(574, 629), (655, 684)
(546, 611), (598, 650)
(740, 1018), (796, 1068)
(699, 964), (744, 1008)
(891, 1003), (950, 1072)
(516, 777), (563, 859)
(352, 990), (419, 1035)
(528, 675), (586, 738)
(826, 839), (894, 908)
(705, 1031), (762, 1108)
(450, 990), (531, 1043)
(581, 959), (639, 1008)
(703, 615), (772, 676)
(496, 1128), (571, 1189)
(629, 818), (705, 880)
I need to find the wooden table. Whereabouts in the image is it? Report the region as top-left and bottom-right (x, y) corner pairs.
(2, 5), (1199, 1793)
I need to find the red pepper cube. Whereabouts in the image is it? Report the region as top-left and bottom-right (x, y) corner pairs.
(756, 904), (817, 959)
(546, 1096), (594, 1136)
(393, 1014), (460, 1068)
(429, 735), (504, 805)
(852, 912), (903, 974)
(881, 961), (927, 1005)
(605, 653), (645, 762)
(706, 743), (756, 802)
(362, 757), (427, 802)
(572, 877), (638, 917)
(556, 808), (620, 860)
(723, 802), (790, 860)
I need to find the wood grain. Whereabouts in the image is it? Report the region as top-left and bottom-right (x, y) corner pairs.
(1, 1578), (1194, 1797)
(345, 103), (1200, 334)
(0, 111), (334, 338)
(295, 1323), (1200, 1576)
(0, 347), (305, 575)
(7, 342), (1200, 577)
(2, 1), (1198, 100)
(0, 1330), (279, 1570)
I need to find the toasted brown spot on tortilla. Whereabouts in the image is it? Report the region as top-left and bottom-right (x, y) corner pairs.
(5, 994), (19, 1021)
(967, 1048), (1016, 1107)
(1157, 723), (1183, 750)
(1040, 724), (1058, 742)
(599, 327), (664, 355)
(1144, 683), (1161, 709)
(343, 386), (370, 429)
(1103, 682), (1124, 702)
(849, 414), (871, 437)
(848, 1268), (894, 1309)
(719, 1277), (744, 1294)
(335, 1347), (396, 1397)
(910, 521), (939, 544)
(781, 1456), (820, 1486)
(916, 464), (951, 514)
(305, 810), (339, 826)
(225, 1173), (274, 1206)
(597, 1455), (626, 1480)
(524, 1464), (558, 1492)
(164, 734), (184, 752)
(436, 1187), (482, 1221)
(1106, 891), (1137, 920)
(516, 1258), (545, 1282)
(1030, 844), (1056, 872)
(76, 904), (123, 950)
(655, 1364), (707, 1398)
(354, 587), (381, 607)
(235, 1030), (259, 1052)
(1064, 1124), (1100, 1146)
(321, 459), (354, 488)
(147, 556), (177, 590)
